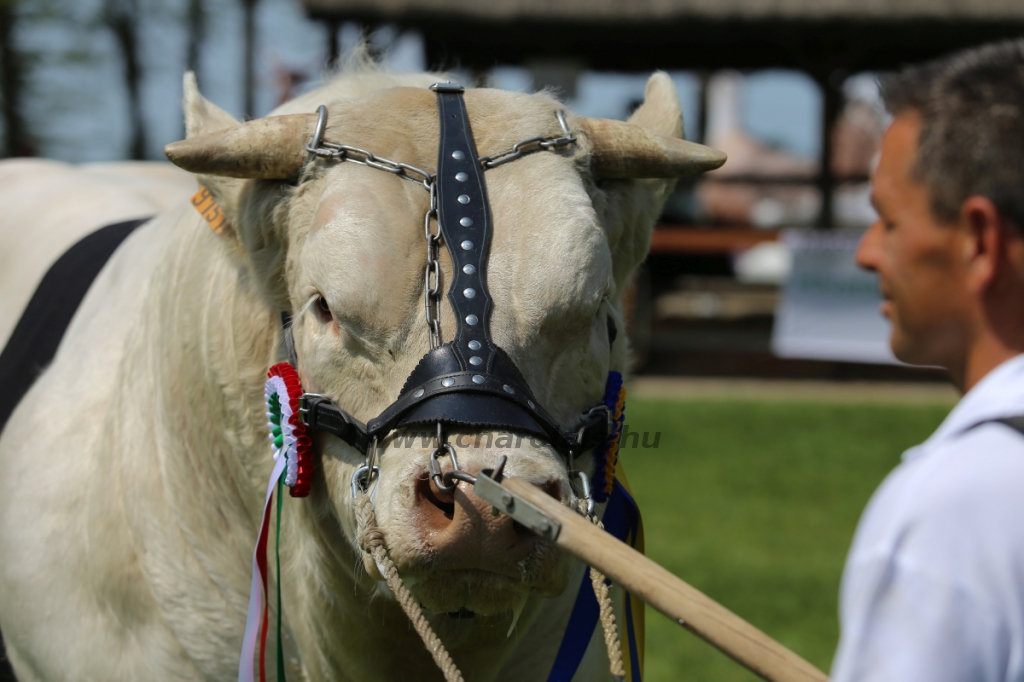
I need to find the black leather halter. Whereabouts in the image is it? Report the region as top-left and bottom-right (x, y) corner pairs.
(298, 83), (610, 460)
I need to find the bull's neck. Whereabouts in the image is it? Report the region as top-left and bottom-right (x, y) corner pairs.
(120, 211), (290, 665)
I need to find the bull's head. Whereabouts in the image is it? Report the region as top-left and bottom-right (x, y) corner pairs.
(165, 70), (723, 672)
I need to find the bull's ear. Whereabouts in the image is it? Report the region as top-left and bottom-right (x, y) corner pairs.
(178, 73), (292, 309)
(181, 72), (245, 235)
(627, 71), (684, 139)
(600, 72), (685, 291)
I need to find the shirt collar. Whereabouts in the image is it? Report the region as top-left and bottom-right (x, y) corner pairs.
(905, 353), (1024, 461)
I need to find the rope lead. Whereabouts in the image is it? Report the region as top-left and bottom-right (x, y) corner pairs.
(353, 494), (466, 682)
(353, 489), (625, 682)
(580, 500), (627, 681)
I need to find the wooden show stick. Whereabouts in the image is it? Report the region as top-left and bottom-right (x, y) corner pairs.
(484, 474), (829, 682)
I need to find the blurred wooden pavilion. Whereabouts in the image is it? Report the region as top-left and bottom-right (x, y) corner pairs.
(298, 0), (1024, 378)
(302, 0), (1024, 73)
(299, 0), (1024, 230)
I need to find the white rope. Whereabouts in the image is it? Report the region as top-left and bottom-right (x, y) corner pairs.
(354, 494), (465, 682)
(580, 500), (627, 681)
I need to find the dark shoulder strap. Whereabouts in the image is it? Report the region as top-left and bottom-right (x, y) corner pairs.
(991, 416), (1024, 436)
(0, 217), (149, 434)
(969, 415), (1024, 437)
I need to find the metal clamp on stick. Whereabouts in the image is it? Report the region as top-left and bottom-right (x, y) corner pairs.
(472, 460), (561, 542)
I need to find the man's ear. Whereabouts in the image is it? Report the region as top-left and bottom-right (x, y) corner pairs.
(181, 72), (246, 236)
(962, 195), (1004, 295)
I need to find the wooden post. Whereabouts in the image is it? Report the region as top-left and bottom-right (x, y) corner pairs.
(696, 69), (710, 144)
(326, 20), (340, 67)
(501, 477), (830, 682)
(186, 0), (203, 81)
(0, 0), (26, 157)
(103, 0), (145, 159)
(816, 71), (844, 229)
(241, 0), (257, 119)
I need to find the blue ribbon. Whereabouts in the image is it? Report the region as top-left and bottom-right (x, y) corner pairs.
(546, 478), (642, 681)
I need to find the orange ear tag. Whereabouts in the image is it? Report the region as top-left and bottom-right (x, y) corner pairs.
(190, 187), (230, 235)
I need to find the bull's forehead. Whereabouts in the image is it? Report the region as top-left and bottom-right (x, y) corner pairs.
(304, 87), (610, 325)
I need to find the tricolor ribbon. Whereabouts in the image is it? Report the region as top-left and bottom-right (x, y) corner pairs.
(239, 455), (286, 682)
(240, 362), (312, 682)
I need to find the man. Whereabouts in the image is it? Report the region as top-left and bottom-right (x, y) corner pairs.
(834, 39), (1024, 681)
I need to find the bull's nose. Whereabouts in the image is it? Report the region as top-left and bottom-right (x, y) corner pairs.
(413, 471), (562, 576)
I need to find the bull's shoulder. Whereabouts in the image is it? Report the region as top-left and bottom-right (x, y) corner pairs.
(0, 160), (195, 348)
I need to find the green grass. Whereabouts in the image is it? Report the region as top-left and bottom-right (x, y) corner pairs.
(619, 397), (952, 681)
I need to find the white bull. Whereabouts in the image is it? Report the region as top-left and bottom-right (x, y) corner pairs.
(0, 66), (723, 681)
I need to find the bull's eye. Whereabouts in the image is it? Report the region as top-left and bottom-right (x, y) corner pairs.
(315, 295), (332, 322)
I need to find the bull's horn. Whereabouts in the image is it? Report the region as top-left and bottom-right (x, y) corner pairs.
(579, 117), (727, 179)
(163, 113), (319, 179)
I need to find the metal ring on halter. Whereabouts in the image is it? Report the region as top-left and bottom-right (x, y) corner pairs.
(365, 437), (380, 486)
(442, 469), (478, 487)
(305, 104), (328, 165)
(428, 443), (460, 492)
(578, 404), (612, 446)
(574, 470), (595, 517)
(351, 464), (381, 498)
(555, 110), (571, 137)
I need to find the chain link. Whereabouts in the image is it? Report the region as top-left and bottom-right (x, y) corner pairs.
(423, 183), (443, 349)
(428, 422), (461, 491)
(478, 110), (576, 169)
(306, 141), (435, 190)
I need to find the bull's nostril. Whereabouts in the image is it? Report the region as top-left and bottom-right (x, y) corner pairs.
(417, 474), (456, 520)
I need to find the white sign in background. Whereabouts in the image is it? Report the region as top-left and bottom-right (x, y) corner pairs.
(771, 229), (899, 365)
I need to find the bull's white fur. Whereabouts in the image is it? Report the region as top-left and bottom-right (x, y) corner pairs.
(0, 64), (682, 681)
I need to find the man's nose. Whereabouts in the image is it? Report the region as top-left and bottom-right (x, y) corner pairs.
(855, 220), (883, 273)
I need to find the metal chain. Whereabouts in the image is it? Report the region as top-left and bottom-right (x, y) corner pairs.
(478, 110), (576, 169)
(423, 183), (442, 349)
(306, 141), (435, 191)
(429, 422), (461, 492)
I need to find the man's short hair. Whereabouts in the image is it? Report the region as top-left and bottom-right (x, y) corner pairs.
(881, 39), (1024, 228)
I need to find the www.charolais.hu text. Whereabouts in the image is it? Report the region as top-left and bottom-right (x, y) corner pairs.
(389, 426), (662, 449)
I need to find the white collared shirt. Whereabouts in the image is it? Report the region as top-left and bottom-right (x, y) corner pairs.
(832, 354), (1024, 682)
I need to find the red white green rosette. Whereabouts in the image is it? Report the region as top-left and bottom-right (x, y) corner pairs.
(264, 362), (313, 498)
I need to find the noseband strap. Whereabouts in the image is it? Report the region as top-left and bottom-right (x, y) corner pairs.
(297, 83), (610, 459)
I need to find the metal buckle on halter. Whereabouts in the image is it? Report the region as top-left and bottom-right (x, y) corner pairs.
(429, 81), (465, 94)
(297, 393), (324, 427)
(577, 404), (612, 445)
